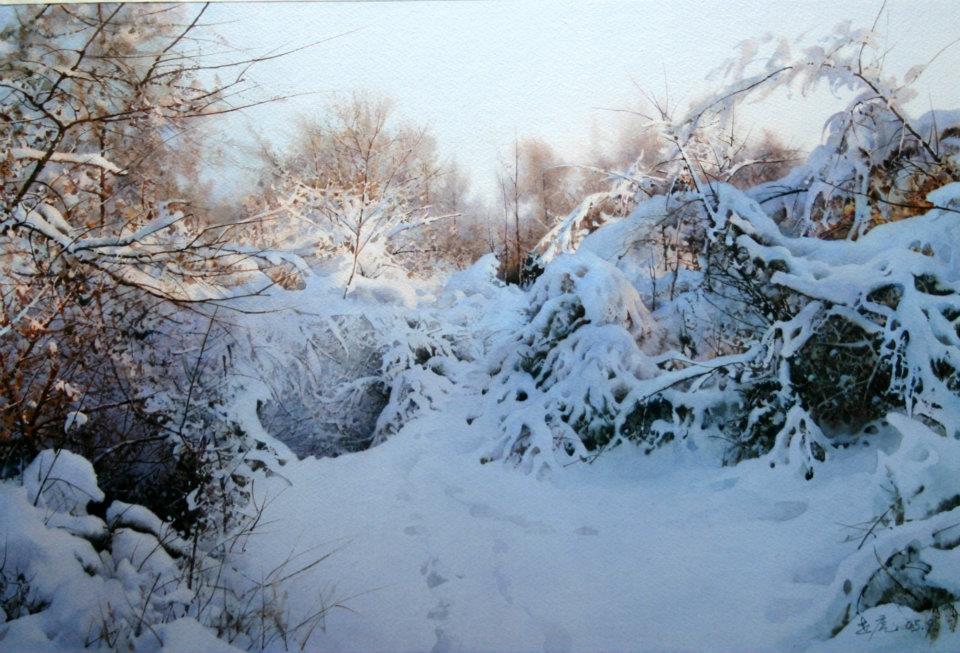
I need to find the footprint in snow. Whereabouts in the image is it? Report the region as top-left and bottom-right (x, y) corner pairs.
(421, 556), (449, 589)
(404, 512), (426, 535)
(427, 600), (451, 621)
(431, 627), (461, 653)
(793, 562), (838, 586)
(444, 484), (555, 533)
(493, 565), (513, 605)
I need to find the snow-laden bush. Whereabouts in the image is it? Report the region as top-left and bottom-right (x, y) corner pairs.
(246, 262), (496, 458)
(372, 310), (475, 442)
(485, 18), (960, 482)
(479, 253), (678, 474)
(0, 448), (330, 652)
(1, 449), (224, 651)
(816, 414), (960, 642)
(728, 182), (960, 437)
(250, 307), (460, 458)
(482, 179), (960, 478)
(253, 312), (389, 457)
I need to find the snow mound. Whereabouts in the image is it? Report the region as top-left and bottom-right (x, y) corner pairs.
(24, 449), (104, 514)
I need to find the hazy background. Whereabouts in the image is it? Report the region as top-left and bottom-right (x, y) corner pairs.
(203, 0), (960, 200)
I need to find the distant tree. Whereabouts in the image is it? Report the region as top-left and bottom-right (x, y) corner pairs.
(400, 159), (500, 271)
(517, 138), (576, 229)
(493, 138), (578, 283)
(246, 94), (459, 291)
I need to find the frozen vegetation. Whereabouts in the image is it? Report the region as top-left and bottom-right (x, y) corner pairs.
(1, 5), (960, 652)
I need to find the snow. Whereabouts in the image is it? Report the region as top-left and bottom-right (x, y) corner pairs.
(442, 253), (504, 300)
(241, 387), (957, 652)
(64, 410), (88, 432)
(6, 139), (959, 653)
(11, 147), (125, 174)
(214, 169), (960, 652)
(106, 501), (166, 537)
(0, 454), (252, 652)
(133, 619), (243, 653)
(24, 449), (105, 514)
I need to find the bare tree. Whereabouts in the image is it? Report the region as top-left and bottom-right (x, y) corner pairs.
(244, 94), (458, 292)
(0, 2), (302, 501)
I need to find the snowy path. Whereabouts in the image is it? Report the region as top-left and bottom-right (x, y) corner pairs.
(243, 388), (917, 653)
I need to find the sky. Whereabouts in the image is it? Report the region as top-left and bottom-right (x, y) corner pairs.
(202, 0), (960, 201)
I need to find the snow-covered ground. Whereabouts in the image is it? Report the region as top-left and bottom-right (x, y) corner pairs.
(245, 369), (955, 653)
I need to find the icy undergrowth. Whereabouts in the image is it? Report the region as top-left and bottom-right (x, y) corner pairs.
(0, 450), (241, 652)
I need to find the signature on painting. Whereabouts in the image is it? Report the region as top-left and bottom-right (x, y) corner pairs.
(854, 614), (931, 637)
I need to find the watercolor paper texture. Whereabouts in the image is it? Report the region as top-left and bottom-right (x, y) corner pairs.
(1, 2), (959, 652)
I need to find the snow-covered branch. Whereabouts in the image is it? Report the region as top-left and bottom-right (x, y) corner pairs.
(11, 147), (126, 175)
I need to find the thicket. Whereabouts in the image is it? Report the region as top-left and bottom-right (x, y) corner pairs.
(0, 5), (333, 648)
(479, 22), (960, 641)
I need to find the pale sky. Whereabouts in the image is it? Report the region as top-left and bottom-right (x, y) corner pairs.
(202, 0), (960, 201)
